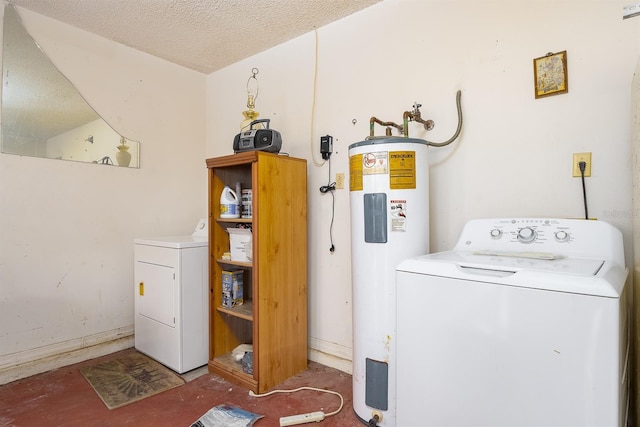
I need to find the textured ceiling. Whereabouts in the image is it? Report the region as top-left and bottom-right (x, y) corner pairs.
(7, 0), (381, 74)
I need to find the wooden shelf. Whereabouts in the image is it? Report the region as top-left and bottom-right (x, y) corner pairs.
(216, 300), (253, 321)
(209, 353), (256, 390)
(207, 151), (308, 394)
(216, 217), (252, 224)
(217, 258), (252, 268)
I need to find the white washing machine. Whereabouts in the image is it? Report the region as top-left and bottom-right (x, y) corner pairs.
(396, 218), (629, 427)
(134, 219), (209, 373)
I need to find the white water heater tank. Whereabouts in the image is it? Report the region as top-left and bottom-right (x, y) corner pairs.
(349, 137), (430, 426)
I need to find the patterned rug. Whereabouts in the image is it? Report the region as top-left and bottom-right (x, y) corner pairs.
(80, 351), (185, 409)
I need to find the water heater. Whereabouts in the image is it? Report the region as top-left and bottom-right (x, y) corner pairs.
(349, 137), (430, 426)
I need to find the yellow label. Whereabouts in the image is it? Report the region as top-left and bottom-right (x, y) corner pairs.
(362, 151), (388, 175)
(139, 282), (144, 296)
(349, 154), (363, 191)
(389, 151), (416, 189)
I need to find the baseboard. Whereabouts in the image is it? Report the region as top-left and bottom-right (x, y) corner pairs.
(308, 337), (353, 374)
(0, 325), (134, 385)
(1, 330), (351, 385)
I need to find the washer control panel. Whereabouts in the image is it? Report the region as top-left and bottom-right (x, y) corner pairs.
(485, 219), (571, 245)
(488, 224), (572, 244)
(453, 218), (624, 265)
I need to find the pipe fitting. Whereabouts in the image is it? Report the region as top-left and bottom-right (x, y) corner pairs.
(368, 410), (383, 426)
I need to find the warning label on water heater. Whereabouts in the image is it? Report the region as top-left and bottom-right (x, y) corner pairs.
(349, 154), (363, 191)
(362, 152), (388, 175)
(349, 151), (388, 191)
(390, 199), (407, 232)
(389, 151), (416, 189)
(349, 150), (417, 192)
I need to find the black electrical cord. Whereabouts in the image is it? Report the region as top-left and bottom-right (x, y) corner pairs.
(319, 156), (336, 253)
(579, 161), (588, 220)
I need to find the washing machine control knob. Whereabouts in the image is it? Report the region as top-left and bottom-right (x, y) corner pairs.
(517, 227), (537, 243)
(490, 229), (502, 239)
(555, 230), (570, 242)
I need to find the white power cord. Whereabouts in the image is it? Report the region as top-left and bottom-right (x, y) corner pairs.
(249, 386), (344, 426)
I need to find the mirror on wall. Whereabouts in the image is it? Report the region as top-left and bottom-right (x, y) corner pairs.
(1, 4), (140, 167)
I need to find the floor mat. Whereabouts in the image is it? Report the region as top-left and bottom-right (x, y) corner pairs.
(80, 351), (185, 409)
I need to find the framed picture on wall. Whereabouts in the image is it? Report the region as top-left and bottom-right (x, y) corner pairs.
(533, 51), (568, 99)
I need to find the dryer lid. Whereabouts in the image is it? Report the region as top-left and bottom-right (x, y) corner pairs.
(134, 235), (208, 249)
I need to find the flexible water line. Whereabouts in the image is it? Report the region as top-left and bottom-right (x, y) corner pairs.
(425, 90), (463, 147)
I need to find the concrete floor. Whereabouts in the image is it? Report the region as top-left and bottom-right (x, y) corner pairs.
(0, 348), (360, 426)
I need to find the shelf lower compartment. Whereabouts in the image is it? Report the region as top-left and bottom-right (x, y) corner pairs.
(208, 353), (257, 391)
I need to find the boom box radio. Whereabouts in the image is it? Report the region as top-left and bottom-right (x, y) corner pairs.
(233, 119), (282, 154)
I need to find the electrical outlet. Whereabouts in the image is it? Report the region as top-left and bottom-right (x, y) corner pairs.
(572, 152), (592, 177)
(335, 173), (344, 189)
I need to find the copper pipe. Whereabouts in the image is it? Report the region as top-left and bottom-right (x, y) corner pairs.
(367, 90), (462, 145)
(369, 117), (404, 138)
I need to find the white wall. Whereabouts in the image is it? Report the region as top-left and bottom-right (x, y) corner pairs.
(207, 0), (640, 371)
(0, 7), (207, 381)
(2, 0), (639, 395)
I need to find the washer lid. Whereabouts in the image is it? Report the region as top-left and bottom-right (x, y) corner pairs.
(397, 250), (626, 297)
(134, 235), (208, 249)
(446, 250), (604, 276)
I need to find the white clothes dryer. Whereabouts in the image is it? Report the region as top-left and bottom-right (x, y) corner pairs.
(396, 218), (629, 427)
(134, 219), (209, 373)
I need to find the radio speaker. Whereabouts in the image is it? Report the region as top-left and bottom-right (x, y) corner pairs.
(233, 119), (282, 154)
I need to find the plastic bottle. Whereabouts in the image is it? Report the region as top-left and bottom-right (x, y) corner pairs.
(220, 186), (240, 219)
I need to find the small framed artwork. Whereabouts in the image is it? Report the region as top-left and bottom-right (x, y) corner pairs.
(533, 50), (568, 99)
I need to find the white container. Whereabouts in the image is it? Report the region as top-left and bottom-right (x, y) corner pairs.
(349, 137), (430, 426)
(220, 186), (240, 218)
(228, 228), (252, 262)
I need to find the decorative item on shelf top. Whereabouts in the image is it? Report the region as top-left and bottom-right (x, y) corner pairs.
(240, 67), (264, 131)
(233, 118), (282, 154)
(116, 137), (132, 167)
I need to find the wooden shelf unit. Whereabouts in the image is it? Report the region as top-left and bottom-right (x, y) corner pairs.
(206, 151), (308, 393)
